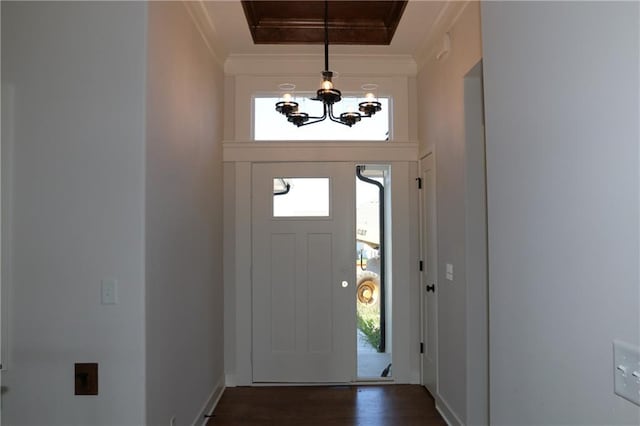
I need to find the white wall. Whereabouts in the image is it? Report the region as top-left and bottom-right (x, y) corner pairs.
(1, 2), (147, 424)
(482, 2), (640, 424)
(416, 2), (482, 424)
(145, 2), (225, 425)
(463, 61), (488, 426)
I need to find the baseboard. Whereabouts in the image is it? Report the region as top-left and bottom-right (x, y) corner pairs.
(225, 373), (236, 387)
(436, 393), (464, 426)
(192, 376), (226, 426)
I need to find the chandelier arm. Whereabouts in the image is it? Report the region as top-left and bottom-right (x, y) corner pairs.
(328, 104), (342, 121)
(328, 115), (348, 126)
(327, 105), (353, 127)
(298, 116), (327, 126)
(303, 103), (329, 121)
(295, 116), (330, 127)
(293, 106), (329, 127)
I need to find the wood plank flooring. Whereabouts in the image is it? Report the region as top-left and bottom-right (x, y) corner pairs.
(207, 385), (446, 426)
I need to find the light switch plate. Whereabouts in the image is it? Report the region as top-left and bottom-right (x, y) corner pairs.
(613, 340), (640, 406)
(101, 279), (118, 305)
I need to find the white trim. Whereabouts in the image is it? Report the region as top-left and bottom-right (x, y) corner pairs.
(415, 1), (471, 71)
(389, 161), (419, 383)
(224, 373), (236, 388)
(192, 377), (226, 426)
(182, 0), (226, 66)
(227, 160), (420, 385)
(418, 151), (438, 391)
(225, 54), (417, 77)
(223, 141), (419, 163)
(436, 393), (464, 426)
(234, 162), (253, 385)
(1, 84), (15, 373)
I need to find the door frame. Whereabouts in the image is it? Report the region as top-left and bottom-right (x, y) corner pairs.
(418, 151), (438, 394)
(223, 147), (419, 386)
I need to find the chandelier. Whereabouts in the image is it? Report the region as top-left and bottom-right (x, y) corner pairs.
(275, 0), (382, 127)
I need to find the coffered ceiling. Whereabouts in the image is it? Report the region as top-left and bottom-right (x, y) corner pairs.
(201, 0), (447, 57)
(241, 1), (408, 45)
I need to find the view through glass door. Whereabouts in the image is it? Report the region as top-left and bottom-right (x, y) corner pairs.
(356, 165), (392, 379)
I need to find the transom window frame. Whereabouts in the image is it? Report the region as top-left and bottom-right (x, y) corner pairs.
(232, 74), (410, 142)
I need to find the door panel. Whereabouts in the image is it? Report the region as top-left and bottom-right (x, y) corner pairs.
(421, 154), (437, 394)
(307, 233), (333, 353)
(252, 162), (355, 383)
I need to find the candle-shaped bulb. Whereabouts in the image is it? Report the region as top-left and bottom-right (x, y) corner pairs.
(365, 92), (375, 101)
(283, 93), (292, 102)
(321, 80), (333, 90)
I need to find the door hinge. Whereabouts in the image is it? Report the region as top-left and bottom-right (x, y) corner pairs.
(420, 342), (424, 354)
(416, 177), (422, 189)
(419, 260), (424, 271)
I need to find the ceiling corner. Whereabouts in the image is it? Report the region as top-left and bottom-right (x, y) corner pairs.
(413, 0), (470, 70)
(183, 0), (228, 65)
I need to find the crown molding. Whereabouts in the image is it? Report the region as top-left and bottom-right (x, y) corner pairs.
(414, 0), (471, 71)
(224, 54), (417, 77)
(182, 0), (227, 66)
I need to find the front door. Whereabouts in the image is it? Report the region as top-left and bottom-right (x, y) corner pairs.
(252, 162), (356, 382)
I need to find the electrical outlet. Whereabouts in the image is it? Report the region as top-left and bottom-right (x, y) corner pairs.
(75, 363), (98, 395)
(614, 340), (640, 406)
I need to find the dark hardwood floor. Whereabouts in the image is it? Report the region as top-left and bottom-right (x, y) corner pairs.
(207, 385), (446, 426)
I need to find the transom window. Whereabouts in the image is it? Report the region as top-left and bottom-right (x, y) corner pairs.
(254, 96), (390, 141)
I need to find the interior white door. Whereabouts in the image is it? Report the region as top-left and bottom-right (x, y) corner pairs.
(252, 162), (356, 383)
(420, 153), (438, 394)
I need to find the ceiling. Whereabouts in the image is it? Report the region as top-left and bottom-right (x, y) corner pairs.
(203, 0), (446, 57)
(241, 1), (408, 45)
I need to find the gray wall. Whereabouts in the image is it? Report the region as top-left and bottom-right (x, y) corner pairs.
(482, 2), (640, 424)
(145, 2), (225, 424)
(1, 2), (147, 424)
(416, 2), (482, 423)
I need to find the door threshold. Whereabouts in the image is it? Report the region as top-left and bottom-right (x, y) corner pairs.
(353, 378), (395, 384)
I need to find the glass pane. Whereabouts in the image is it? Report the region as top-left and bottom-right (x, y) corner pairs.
(255, 97), (390, 141)
(273, 178), (330, 217)
(355, 166), (392, 378)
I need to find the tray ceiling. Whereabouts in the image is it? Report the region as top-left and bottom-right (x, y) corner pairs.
(241, 1), (408, 45)
(201, 1), (447, 57)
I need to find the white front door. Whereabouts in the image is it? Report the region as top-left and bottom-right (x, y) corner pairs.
(420, 153), (438, 394)
(252, 162), (356, 382)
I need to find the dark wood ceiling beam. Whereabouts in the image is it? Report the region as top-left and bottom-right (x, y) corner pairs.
(250, 27), (392, 45)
